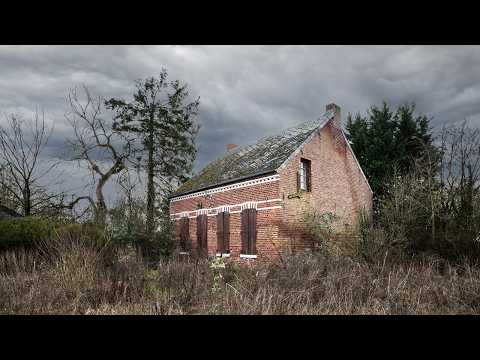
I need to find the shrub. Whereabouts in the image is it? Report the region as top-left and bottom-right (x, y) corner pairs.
(54, 222), (107, 248)
(356, 210), (388, 263)
(0, 218), (114, 265)
(109, 197), (146, 247)
(302, 207), (348, 259)
(108, 196), (174, 261)
(369, 163), (480, 263)
(0, 217), (53, 251)
(137, 231), (174, 263)
(48, 222), (116, 265)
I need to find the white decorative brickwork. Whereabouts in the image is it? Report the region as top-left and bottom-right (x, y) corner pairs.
(197, 208), (209, 215)
(170, 175), (280, 203)
(170, 198), (282, 220)
(241, 201), (257, 210)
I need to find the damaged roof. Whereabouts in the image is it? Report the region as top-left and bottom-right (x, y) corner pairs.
(171, 110), (335, 198)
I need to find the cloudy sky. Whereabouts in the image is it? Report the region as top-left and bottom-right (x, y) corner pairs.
(1, 45), (480, 203)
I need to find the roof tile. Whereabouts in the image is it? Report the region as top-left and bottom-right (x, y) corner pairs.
(173, 110), (334, 196)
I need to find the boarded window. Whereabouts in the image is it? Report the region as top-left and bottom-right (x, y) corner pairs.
(298, 158), (312, 192)
(180, 217), (190, 251)
(241, 208), (257, 255)
(216, 211), (230, 254)
(196, 214), (208, 255)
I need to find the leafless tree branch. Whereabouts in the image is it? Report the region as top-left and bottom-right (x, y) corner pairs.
(0, 111), (65, 216)
(64, 86), (135, 223)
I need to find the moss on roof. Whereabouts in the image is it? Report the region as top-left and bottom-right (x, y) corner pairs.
(173, 110), (334, 197)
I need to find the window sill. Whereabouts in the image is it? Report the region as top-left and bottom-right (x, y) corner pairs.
(240, 254), (257, 259)
(179, 251), (190, 255)
(215, 253), (231, 258)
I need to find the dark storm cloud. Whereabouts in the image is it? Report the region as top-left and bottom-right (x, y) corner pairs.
(2, 45), (480, 201)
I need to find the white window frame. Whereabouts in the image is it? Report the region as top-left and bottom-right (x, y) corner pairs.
(299, 160), (307, 190)
(216, 253), (231, 258)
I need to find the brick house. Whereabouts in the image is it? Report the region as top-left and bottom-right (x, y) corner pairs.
(169, 103), (372, 261)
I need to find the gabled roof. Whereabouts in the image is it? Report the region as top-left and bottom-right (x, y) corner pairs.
(171, 109), (336, 198)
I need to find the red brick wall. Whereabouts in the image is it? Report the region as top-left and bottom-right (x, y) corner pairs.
(170, 179), (282, 261)
(169, 118), (372, 262)
(170, 179), (279, 214)
(277, 119), (373, 250)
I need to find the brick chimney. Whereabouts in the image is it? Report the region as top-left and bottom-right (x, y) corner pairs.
(227, 143), (237, 152)
(326, 103), (343, 148)
(326, 103), (341, 126)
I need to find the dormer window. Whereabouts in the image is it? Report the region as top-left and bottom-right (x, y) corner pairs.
(298, 158), (311, 192)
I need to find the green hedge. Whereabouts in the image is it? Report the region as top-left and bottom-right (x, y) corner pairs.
(0, 217), (53, 251)
(0, 218), (110, 252)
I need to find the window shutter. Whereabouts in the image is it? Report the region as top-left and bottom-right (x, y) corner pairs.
(203, 215), (207, 253)
(185, 218), (190, 250)
(296, 170), (301, 192)
(180, 217), (190, 251)
(216, 212), (224, 253)
(196, 215), (201, 251)
(197, 215), (207, 255)
(196, 216), (200, 252)
(180, 218), (185, 250)
(249, 209), (257, 255)
(241, 209), (248, 254)
(196, 216), (200, 242)
(224, 212), (230, 253)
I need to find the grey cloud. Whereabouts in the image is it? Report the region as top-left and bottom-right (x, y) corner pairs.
(2, 45), (480, 201)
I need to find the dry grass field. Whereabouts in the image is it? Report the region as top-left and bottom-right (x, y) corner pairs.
(1, 233), (480, 315)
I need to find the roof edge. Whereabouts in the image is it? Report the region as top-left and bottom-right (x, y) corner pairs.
(277, 114), (332, 172)
(169, 169), (277, 200)
(341, 130), (373, 194)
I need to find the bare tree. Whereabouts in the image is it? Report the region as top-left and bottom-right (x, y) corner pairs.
(0, 111), (65, 216)
(65, 86), (134, 224)
(438, 121), (480, 242)
(0, 164), (17, 210)
(373, 119), (480, 259)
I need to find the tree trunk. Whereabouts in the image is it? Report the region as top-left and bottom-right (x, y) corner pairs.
(94, 160), (125, 226)
(146, 113), (155, 237)
(23, 182), (31, 216)
(96, 176), (108, 225)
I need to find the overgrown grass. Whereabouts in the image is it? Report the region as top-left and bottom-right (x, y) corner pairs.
(2, 230), (480, 314)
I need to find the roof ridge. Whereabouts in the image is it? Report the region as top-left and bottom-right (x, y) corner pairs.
(213, 109), (334, 163)
(240, 109), (333, 150)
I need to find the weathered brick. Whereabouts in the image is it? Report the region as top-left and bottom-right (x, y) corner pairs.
(169, 116), (372, 262)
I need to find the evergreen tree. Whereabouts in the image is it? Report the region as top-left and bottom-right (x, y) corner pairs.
(346, 102), (437, 208)
(105, 70), (200, 236)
